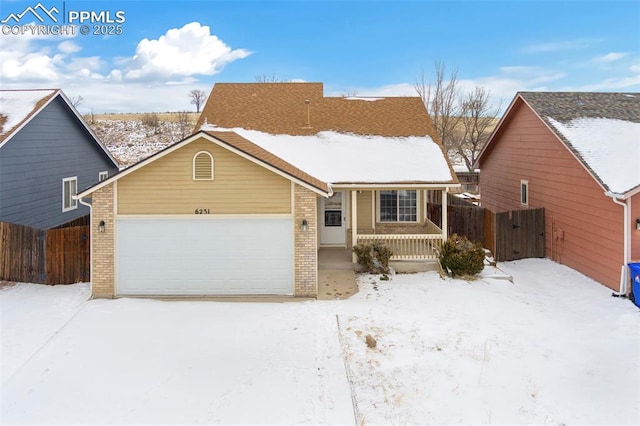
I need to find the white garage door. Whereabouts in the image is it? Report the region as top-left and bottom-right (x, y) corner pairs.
(117, 217), (293, 296)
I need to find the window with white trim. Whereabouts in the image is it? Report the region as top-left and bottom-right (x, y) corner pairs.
(379, 190), (417, 222)
(520, 180), (529, 207)
(99, 171), (108, 181)
(62, 177), (77, 212)
(193, 151), (214, 180)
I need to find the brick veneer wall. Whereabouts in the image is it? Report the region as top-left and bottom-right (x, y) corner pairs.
(91, 183), (115, 298)
(294, 185), (317, 297)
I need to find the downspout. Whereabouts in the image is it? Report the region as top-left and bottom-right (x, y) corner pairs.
(77, 196), (93, 298)
(605, 191), (629, 296)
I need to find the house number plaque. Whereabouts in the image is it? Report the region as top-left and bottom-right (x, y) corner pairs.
(194, 209), (210, 214)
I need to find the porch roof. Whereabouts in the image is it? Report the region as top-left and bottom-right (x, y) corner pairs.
(200, 125), (458, 187)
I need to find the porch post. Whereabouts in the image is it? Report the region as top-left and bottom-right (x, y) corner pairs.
(442, 188), (448, 241)
(351, 190), (358, 263)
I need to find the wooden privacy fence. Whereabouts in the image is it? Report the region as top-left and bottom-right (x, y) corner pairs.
(0, 221), (90, 284)
(427, 197), (545, 262)
(427, 202), (488, 244)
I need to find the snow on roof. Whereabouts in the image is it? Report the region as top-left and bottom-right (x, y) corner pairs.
(344, 97), (384, 102)
(547, 117), (640, 194)
(0, 90), (57, 137)
(201, 125), (454, 184)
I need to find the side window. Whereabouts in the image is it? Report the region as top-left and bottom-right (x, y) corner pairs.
(62, 177), (78, 212)
(99, 171), (108, 181)
(520, 180), (529, 207)
(193, 151), (214, 180)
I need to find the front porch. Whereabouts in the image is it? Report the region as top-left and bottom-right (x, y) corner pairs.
(318, 189), (451, 262)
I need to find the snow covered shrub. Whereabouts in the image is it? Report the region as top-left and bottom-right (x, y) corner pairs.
(352, 242), (393, 274)
(438, 234), (485, 278)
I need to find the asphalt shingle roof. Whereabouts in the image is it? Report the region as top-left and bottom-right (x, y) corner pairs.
(519, 92), (640, 123)
(196, 82), (438, 138)
(519, 91), (640, 195)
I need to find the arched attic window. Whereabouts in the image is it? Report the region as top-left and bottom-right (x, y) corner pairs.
(193, 151), (214, 180)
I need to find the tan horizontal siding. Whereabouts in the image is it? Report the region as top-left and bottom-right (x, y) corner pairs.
(118, 138), (291, 214)
(356, 191), (373, 231)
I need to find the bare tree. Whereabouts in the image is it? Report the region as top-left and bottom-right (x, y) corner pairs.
(456, 87), (502, 171)
(254, 73), (290, 83)
(174, 110), (192, 140)
(70, 95), (83, 108)
(141, 112), (161, 135)
(84, 107), (96, 125)
(189, 89), (207, 113)
(414, 61), (461, 151)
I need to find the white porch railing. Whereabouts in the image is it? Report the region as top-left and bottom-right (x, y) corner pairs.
(356, 234), (443, 260)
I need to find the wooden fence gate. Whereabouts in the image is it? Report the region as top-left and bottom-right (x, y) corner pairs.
(0, 221), (90, 284)
(46, 226), (90, 284)
(493, 208), (545, 261)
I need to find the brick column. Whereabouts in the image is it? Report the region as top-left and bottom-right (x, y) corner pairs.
(91, 183), (115, 298)
(294, 185), (318, 297)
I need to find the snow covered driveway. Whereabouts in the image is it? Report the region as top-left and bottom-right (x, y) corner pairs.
(1, 290), (354, 425)
(1, 258), (639, 425)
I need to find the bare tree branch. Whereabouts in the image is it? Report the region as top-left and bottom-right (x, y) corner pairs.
(70, 95), (83, 108)
(414, 61), (460, 150)
(254, 73), (290, 83)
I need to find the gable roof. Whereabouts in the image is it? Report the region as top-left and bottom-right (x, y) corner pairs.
(478, 91), (640, 196)
(77, 130), (331, 199)
(0, 89), (119, 167)
(195, 82), (437, 137)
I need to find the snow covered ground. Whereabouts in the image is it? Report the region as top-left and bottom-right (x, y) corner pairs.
(1, 259), (638, 425)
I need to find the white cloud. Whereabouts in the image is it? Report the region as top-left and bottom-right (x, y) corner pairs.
(522, 38), (600, 53)
(593, 52), (630, 62)
(58, 40), (81, 54)
(121, 22), (251, 80)
(0, 50), (61, 81)
(561, 75), (640, 91)
(0, 21), (252, 112)
(630, 64), (640, 73)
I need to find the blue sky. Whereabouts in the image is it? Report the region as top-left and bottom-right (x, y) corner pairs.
(1, 0), (638, 113)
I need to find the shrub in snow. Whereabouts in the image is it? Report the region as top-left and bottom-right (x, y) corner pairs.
(438, 234), (485, 278)
(353, 242), (393, 275)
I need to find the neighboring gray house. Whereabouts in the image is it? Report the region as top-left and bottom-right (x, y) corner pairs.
(0, 89), (119, 229)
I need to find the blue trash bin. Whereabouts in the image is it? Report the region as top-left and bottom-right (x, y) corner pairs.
(629, 263), (640, 308)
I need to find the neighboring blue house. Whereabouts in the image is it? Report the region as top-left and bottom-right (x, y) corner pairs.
(0, 89), (119, 229)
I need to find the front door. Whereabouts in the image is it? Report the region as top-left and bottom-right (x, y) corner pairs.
(320, 191), (346, 246)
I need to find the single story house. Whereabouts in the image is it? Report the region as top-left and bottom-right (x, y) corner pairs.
(476, 91), (639, 293)
(77, 83), (459, 298)
(0, 89), (119, 229)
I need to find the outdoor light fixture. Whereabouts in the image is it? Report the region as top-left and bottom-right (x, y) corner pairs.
(302, 219), (308, 232)
(98, 220), (105, 233)
(636, 218), (640, 231)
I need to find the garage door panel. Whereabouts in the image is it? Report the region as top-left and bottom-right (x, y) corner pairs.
(117, 217), (293, 295)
